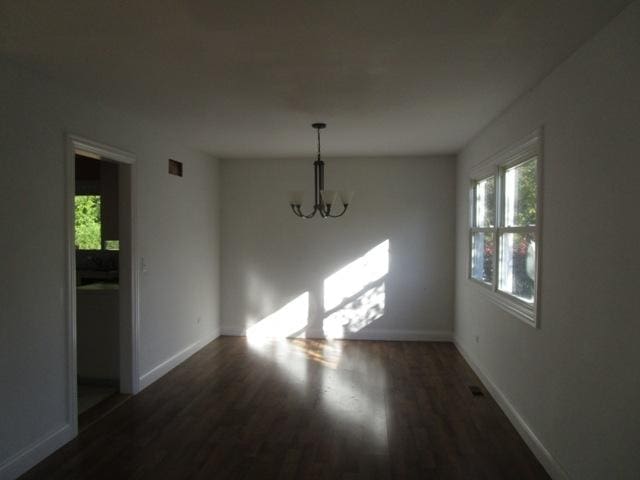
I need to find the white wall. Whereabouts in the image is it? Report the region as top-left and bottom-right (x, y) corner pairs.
(221, 156), (455, 341)
(454, 3), (640, 479)
(0, 61), (221, 478)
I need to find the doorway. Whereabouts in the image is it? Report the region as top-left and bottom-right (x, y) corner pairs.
(65, 135), (139, 435)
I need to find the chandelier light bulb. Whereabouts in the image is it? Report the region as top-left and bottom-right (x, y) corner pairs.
(340, 190), (355, 205)
(322, 190), (337, 206)
(289, 190), (304, 206)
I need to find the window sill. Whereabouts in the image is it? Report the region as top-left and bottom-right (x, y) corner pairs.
(468, 278), (538, 328)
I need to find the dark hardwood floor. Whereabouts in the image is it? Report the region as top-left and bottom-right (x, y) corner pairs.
(20, 337), (549, 479)
(78, 392), (131, 432)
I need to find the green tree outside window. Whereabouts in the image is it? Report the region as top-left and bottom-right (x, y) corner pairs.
(75, 195), (101, 250)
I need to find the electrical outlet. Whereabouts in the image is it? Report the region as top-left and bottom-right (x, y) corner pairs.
(196, 316), (202, 325)
(475, 335), (480, 344)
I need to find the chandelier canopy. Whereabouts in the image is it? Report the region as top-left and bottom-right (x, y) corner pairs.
(289, 123), (354, 219)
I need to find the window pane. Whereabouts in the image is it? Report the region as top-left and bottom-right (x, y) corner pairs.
(474, 176), (496, 227)
(504, 158), (536, 227)
(471, 232), (495, 284)
(499, 232), (535, 303)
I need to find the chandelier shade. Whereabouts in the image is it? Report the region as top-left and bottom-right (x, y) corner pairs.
(289, 123), (353, 219)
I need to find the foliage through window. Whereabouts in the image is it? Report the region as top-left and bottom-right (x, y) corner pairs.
(75, 195), (101, 250)
(469, 132), (541, 325)
(499, 159), (536, 303)
(104, 240), (120, 251)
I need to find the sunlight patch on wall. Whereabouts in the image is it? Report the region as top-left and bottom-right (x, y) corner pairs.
(246, 292), (309, 341)
(323, 283), (386, 339)
(324, 240), (389, 311)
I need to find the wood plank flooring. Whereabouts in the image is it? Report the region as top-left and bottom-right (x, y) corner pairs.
(78, 392), (131, 432)
(20, 337), (549, 479)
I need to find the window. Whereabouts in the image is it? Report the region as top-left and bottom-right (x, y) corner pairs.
(104, 240), (120, 251)
(469, 131), (542, 326)
(74, 195), (101, 250)
(470, 176), (496, 284)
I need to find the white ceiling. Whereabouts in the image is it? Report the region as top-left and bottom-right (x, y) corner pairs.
(0, 0), (632, 158)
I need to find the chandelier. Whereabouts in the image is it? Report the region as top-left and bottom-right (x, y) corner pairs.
(290, 123), (353, 218)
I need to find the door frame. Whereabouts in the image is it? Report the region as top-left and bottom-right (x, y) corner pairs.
(65, 134), (140, 435)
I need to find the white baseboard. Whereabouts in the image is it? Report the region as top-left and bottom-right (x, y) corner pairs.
(220, 325), (245, 336)
(310, 328), (453, 342)
(220, 325), (452, 342)
(453, 338), (569, 480)
(0, 424), (74, 480)
(204, 327), (221, 345)
(139, 329), (220, 391)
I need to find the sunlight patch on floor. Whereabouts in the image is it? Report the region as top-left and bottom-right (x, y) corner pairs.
(247, 337), (388, 448)
(319, 359), (388, 448)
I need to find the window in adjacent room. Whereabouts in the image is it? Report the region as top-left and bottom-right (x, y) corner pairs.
(74, 195), (102, 250)
(104, 240), (120, 251)
(468, 130), (542, 326)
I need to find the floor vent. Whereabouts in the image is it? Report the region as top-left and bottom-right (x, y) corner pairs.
(469, 385), (484, 397)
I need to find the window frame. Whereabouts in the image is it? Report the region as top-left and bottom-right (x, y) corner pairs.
(468, 129), (543, 327)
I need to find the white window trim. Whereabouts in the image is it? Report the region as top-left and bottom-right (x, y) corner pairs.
(468, 129), (543, 328)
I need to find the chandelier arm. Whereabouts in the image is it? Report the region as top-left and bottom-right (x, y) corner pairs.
(326, 204), (349, 218)
(304, 205), (320, 218)
(291, 204), (318, 219)
(290, 204), (302, 217)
